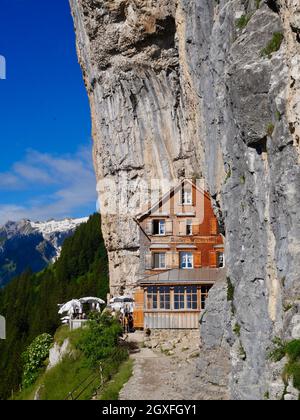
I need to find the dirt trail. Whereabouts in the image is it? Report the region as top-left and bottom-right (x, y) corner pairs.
(119, 331), (205, 400)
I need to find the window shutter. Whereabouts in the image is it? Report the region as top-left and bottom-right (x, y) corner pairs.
(145, 220), (153, 235)
(194, 251), (202, 268)
(209, 251), (217, 268)
(210, 218), (218, 235)
(145, 253), (152, 270)
(165, 220), (173, 235)
(192, 184), (196, 205)
(166, 252), (173, 269)
(178, 220), (186, 236)
(133, 289), (145, 329)
(153, 253), (160, 268)
(173, 252), (180, 269)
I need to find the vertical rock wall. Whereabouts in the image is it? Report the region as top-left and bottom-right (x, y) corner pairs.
(70, 0), (300, 399)
(70, 0), (206, 295)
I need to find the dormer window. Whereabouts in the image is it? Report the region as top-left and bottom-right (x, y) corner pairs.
(181, 185), (192, 205)
(153, 219), (166, 235)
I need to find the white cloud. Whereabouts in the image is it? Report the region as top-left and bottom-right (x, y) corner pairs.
(0, 147), (97, 224)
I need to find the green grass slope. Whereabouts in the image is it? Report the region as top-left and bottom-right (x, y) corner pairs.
(15, 315), (132, 401)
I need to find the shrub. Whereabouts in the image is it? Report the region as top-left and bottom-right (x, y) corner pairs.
(285, 340), (300, 391)
(269, 338), (300, 392)
(269, 337), (286, 362)
(261, 32), (284, 58)
(77, 312), (125, 365)
(233, 323), (241, 337)
(239, 345), (247, 360)
(236, 15), (251, 29)
(225, 167), (232, 183)
(227, 277), (235, 315)
(227, 277), (235, 302)
(275, 110), (281, 121)
(287, 363), (300, 391)
(285, 340), (300, 363)
(22, 333), (53, 388)
(267, 123), (275, 137)
(284, 303), (293, 312)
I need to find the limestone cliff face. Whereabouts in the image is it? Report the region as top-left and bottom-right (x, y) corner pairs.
(70, 0), (300, 400)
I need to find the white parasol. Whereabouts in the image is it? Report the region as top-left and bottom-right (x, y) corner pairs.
(58, 299), (82, 315)
(109, 296), (134, 314)
(109, 295), (134, 303)
(79, 297), (105, 305)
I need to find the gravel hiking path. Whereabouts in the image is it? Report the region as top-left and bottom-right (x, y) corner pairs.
(119, 332), (204, 400)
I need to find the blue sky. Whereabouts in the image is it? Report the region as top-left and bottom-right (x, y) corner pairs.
(0, 0), (97, 224)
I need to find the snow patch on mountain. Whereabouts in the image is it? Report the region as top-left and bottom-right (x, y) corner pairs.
(0, 217), (89, 287)
(31, 217), (89, 259)
(31, 217), (89, 236)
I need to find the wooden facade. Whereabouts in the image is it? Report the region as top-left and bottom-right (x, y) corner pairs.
(133, 289), (144, 329)
(134, 180), (225, 329)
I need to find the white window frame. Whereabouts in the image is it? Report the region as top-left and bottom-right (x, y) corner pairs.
(181, 187), (192, 205)
(158, 220), (166, 236)
(180, 252), (194, 269)
(152, 219), (166, 236)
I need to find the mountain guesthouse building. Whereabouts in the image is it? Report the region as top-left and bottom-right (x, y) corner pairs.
(133, 179), (225, 330)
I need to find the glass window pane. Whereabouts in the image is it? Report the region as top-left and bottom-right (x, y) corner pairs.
(160, 253), (166, 268)
(153, 220), (159, 235)
(159, 286), (170, 310)
(159, 220), (165, 235)
(174, 286), (185, 310)
(153, 253), (166, 269)
(180, 253), (193, 269)
(186, 284), (198, 310)
(182, 187), (192, 204)
(147, 287), (158, 310)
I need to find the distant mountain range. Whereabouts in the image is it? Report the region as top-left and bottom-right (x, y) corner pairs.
(0, 217), (88, 287)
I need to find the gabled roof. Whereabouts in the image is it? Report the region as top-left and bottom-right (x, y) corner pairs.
(136, 178), (209, 221)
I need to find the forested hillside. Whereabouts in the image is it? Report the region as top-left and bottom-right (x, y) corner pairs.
(0, 214), (109, 399)
(0, 218), (87, 287)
